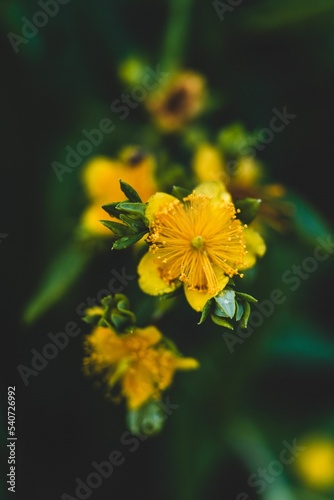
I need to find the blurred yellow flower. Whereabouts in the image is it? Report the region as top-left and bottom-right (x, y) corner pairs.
(84, 325), (199, 410)
(193, 144), (289, 232)
(146, 71), (206, 132)
(81, 147), (157, 236)
(295, 437), (334, 489)
(138, 182), (265, 311)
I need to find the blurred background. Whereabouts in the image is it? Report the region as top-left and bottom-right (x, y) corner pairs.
(1, 0), (334, 499)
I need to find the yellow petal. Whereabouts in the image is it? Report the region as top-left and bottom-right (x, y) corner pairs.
(138, 252), (179, 296)
(80, 204), (114, 237)
(241, 227), (266, 269)
(81, 156), (124, 201)
(184, 271), (229, 311)
(134, 326), (162, 347)
(123, 366), (156, 410)
(145, 192), (178, 222)
(174, 357), (199, 370)
(85, 326), (126, 365)
(193, 143), (224, 182)
(233, 156), (262, 187)
(194, 181), (231, 203)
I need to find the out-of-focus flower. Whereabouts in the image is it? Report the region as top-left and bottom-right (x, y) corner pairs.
(80, 147), (157, 236)
(295, 437), (334, 489)
(84, 325), (199, 410)
(138, 182), (265, 312)
(146, 71), (206, 132)
(193, 144), (290, 232)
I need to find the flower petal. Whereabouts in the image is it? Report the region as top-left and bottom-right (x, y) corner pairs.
(138, 252), (179, 295)
(134, 326), (162, 347)
(81, 204), (114, 236)
(82, 157), (124, 201)
(184, 270), (229, 311)
(145, 192), (178, 222)
(123, 367), (156, 410)
(193, 143), (224, 182)
(194, 181), (231, 203)
(85, 326), (126, 365)
(242, 227), (266, 269)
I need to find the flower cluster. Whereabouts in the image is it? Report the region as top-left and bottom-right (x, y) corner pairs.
(73, 70), (278, 432)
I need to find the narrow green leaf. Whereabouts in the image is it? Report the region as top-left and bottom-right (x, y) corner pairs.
(112, 231), (148, 250)
(198, 299), (213, 325)
(235, 292), (258, 303)
(172, 185), (192, 201)
(22, 242), (92, 324)
(211, 315), (234, 330)
(241, 301), (251, 329)
(235, 198), (261, 224)
(235, 300), (244, 321)
(119, 179), (142, 203)
(116, 202), (148, 222)
(102, 202), (122, 218)
(100, 220), (135, 236)
(119, 213), (147, 232)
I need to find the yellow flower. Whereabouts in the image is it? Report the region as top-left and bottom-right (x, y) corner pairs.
(295, 437), (334, 490)
(146, 71), (206, 132)
(84, 325), (199, 410)
(193, 145), (289, 233)
(192, 143), (225, 182)
(80, 147), (157, 236)
(138, 182), (265, 312)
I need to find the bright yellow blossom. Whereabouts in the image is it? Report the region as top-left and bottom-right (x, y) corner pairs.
(80, 147), (157, 236)
(138, 182), (265, 311)
(84, 325), (199, 410)
(295, 437), (334, 490)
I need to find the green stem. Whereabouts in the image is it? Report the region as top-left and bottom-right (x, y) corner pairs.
(161, 0), (194, 71)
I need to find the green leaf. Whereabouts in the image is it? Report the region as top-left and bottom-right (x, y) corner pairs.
(119, 179), (142, 203)
(22, 241), (93, 325)
(211, 315), (234, 330)
(102, 202), (122, 218)
(213, 306), (229, 318)
(235, 198), (261, 224)
(119, 213), (146, 231)
(116, 202), (148, 222)
(172, 185), (192, 201)
(235, 300), (244, 321)
(198, 299), (213, 325)
(100, 220), (135, 236)
(235, 292), (258, 303)
(112, 231), (148, 250)
(214, 289), (236, 318)
(241, 301), (251, 329)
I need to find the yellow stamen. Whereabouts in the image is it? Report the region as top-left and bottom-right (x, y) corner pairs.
(147, 193), (246, 295)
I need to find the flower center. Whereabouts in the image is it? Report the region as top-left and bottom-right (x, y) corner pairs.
(191, 235), (205, 249)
